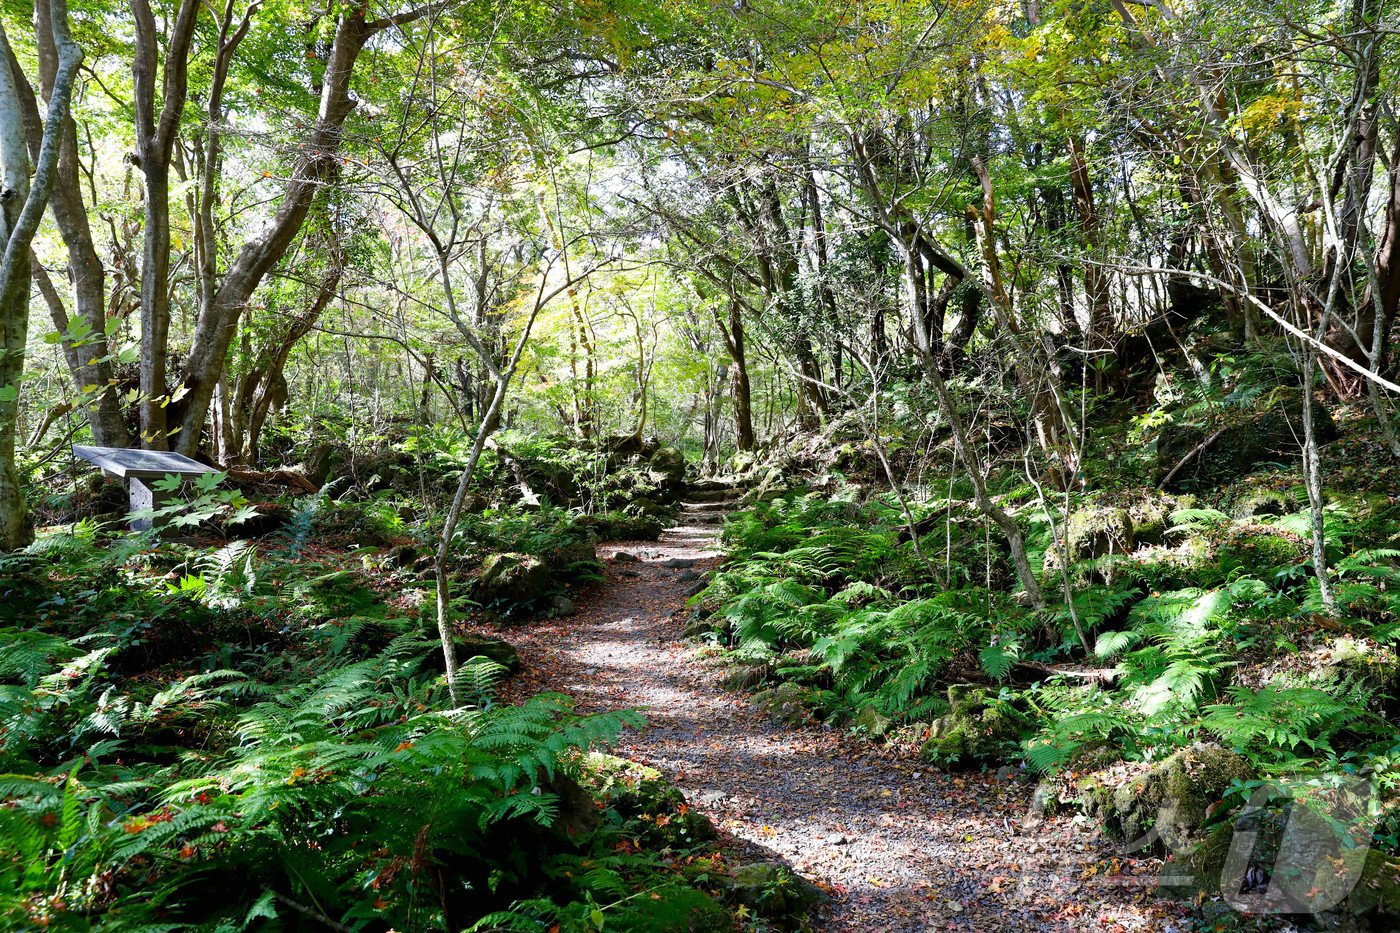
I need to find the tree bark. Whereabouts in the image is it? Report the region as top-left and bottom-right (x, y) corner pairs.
(228, 246), (342, 464)
(10, 3), (126, 445)
(714, 298), (755, 450)
(131, 0), (200, 448)
(1067, 136), (1112, 353)
(171, 6), (433, 456)
(0, 0), (82, 549)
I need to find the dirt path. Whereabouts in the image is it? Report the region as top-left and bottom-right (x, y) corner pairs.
(497, 517), (1192, 931)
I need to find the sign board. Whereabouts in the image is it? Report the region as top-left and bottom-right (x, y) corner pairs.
(72, 446), (218, 531)
(73, 445), (216, 479)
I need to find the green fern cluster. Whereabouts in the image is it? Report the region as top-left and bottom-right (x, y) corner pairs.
(0, 630), (646, 931)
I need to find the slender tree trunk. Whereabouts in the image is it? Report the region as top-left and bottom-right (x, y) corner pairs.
(11, 5), (126, 445)
(1068, 136), (1112, 355)
(0, 0), (82, 549)
(1301, 351), (1336, 612)
(433, 279), (557, 705)
(434, 372), (510, 706)
(922, 358), (1045, 609)
(169, 9), (415, 455)
(717, 299), (755, 451)
(131, 0), (199, 448)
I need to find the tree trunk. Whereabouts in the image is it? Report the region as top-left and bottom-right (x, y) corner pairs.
(0, 0), (82, 549)
(1067, 136), (1112, 354)
(725, 300), (755, 451)
(12, 4), (126, 445)
(170, 9), (408, 456)
(922, 357), (1045, 609)
(229, 253), (341, 464)
(131, 0), (199, 448)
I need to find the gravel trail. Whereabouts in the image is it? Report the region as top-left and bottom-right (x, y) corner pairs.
(496, 517), (1191, 931)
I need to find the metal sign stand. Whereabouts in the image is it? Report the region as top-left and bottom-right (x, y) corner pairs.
(71, 446), (218, 531)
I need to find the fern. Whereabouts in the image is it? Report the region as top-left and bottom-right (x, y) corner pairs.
(979, 641), (1021, 681)
(1167, 507), (1231, 533)
(1202, 685), (1375, 763)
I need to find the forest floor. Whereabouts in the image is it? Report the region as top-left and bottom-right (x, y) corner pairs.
(492, 517), (1199, 932)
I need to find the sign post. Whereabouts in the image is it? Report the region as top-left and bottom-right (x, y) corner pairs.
(72, 446), (218, 531)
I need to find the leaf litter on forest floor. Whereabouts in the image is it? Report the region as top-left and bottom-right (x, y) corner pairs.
(490, 523), (1196, 931)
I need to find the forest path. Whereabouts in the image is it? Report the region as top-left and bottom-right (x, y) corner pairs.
(496, 513), (1189, 932)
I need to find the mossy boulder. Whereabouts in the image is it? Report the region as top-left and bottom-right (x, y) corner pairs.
(421, 632), (520, 675)
(752, 682), (818, 727)
(1214, 524), (1307, 577)
(70, 472), (133, 521)
(542, 536), (601, 582)
(852, 705), (893, 739)
(723, 861), (823, 926)
(920, 685), (1028, 768)
(1128, 493), (1178, 546)
(1089, 743), (1251, 852)
(1336, 851), (1400, 925)
(1314, 637), (1400, 698)
(539, 769), (603, 843)
(1185, 798), (1400, 925)
(1158, 393), (1337, 491)
(1230, 486), (1300, 519)
(300, 442), (348, 488)
(1046, 505), (1138, 570)
(1066, 506), (1135, 561)
(647, 446), (689, 498)
(581, 753), (714, 847)
(721, 660), (774, 691)
(471, 552), (555, 610)
(1329, 490), (1397, 523)
(579, 510), (665, 541)
(627, 497), (670, 519)
(610, 883), (734, 932)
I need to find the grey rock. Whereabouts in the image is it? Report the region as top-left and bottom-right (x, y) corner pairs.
(724, 861), (824, 921)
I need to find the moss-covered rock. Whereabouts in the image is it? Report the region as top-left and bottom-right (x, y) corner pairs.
(1030, 778), (1065, 817)
(539, 769), (603, 843)
(752, 682), (817, 727)
(471, 552), (555, 609)
(648, 446), (689, 499)
(579, 510), (665, 541)
(852, 705), (893, 739)
(1214, 524), (1307, 577)
(1066, 506), (1135, 561)
(1230, 486), (1300, 519)
(421, 632), (520, 674)
(1184, 796), (1400, 926)
(1090, 743), (1251, 852)
(1158, 392), (1337, 491)
(541, 534), (601, 583)
(1127, 493), (1178, 547)
(581, 753), (715, 848)
(610, 883), (734, 932)
(721, 660), (774, 691)
(723, 861), (823, 927)
(920, 685), (1028, 768)
(1336, 850), (1400, 925)
(1314, 637), (1400, 698)
(1330, 490), (1397, 523)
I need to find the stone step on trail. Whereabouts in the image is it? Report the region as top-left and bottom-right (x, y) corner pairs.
(680, 500), (731, 513)
(677, 511), (725, 527)
(685, 487), (749, 504)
